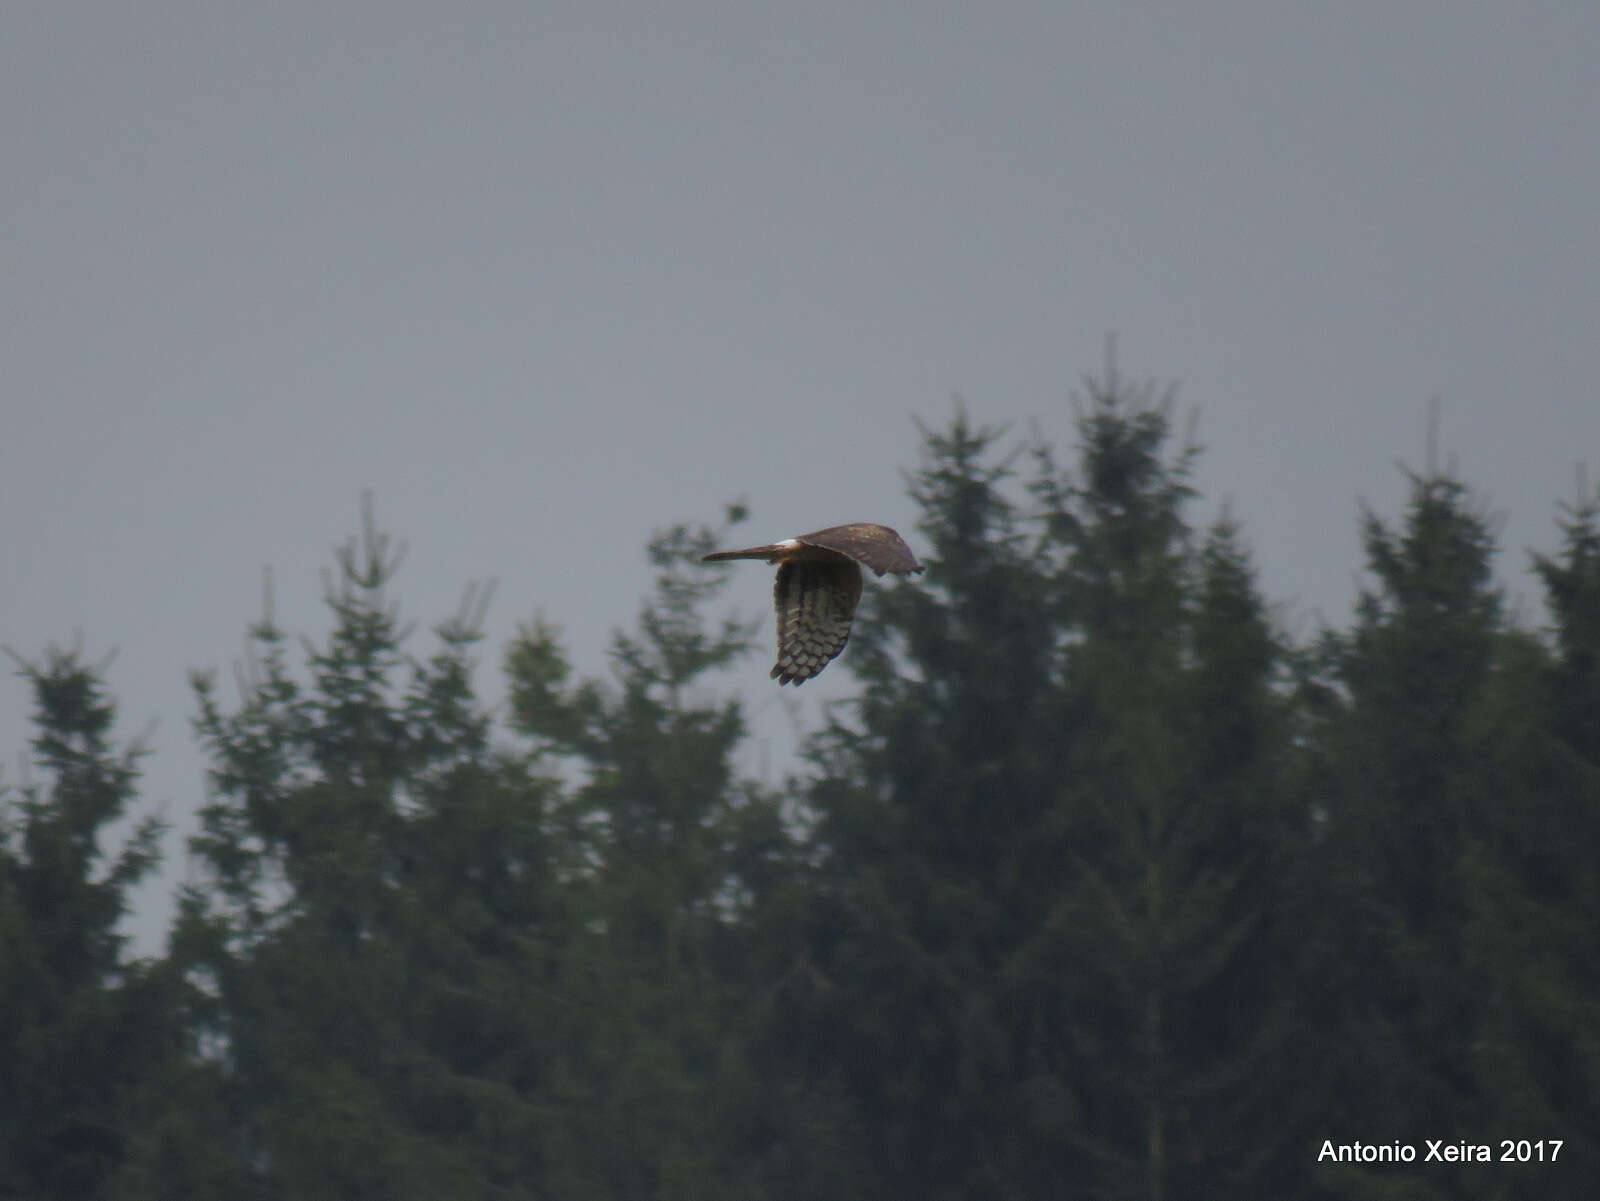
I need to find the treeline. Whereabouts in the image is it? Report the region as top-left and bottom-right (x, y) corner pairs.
(3, 367), (1597, 1200)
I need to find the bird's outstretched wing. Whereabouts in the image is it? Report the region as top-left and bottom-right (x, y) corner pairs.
(792, 523), (923, 576)
(771, 560), (863, 685)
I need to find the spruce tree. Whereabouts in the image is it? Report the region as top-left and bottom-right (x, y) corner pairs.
(1449, 478), (1600, 1196)
(795, 405), (1062, 1201)
(182, 502), (556, 1199)
(1304, 463), (1520, 1198)
(1032, 373), (1299, 1201)
(0, 646), (169, 1198)
(503, 514), (796, 1200)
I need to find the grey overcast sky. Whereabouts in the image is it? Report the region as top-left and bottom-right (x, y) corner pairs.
(4, 1), (1598, 953)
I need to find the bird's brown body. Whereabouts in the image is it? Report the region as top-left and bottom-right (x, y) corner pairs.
(701, 523), (923, 684)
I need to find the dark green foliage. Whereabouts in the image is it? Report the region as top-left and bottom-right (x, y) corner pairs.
(1303, 468), (1597, 1199)
(544, 519), (852, 1201)
(1028, 380), (1301, 1201)
(179, 505), (561, 1199)
(0, 646), (171, 1199)
(5, 370), (1597, 1200)
(1461, 480), (1600, 1193)
(1306, 472), (1506, 1126)
(501, 518), (782, 1200)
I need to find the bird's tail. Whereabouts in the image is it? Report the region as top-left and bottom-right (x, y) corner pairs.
(701, 544), (786, 563)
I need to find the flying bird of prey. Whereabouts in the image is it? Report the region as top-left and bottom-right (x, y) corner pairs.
(701, 523), (924, 684)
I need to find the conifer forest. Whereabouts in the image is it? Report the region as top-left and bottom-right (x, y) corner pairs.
(4, 367), (1597, 1200)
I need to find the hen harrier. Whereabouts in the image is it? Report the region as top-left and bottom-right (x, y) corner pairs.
(702, 522), (924, 684)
